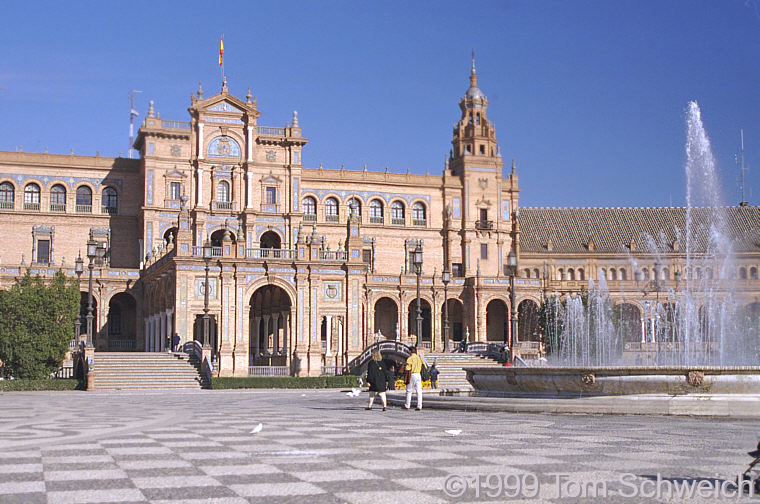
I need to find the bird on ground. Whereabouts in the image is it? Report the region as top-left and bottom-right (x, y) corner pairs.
(444, 429), (462, 436)
(250, 423), (263, 434)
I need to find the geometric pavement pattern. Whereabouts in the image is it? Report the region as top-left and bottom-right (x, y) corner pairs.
(0, 388), (757, 503)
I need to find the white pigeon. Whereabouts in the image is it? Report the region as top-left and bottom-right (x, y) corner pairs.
(250, 423), (263, 434)
(346, 388), (361, 397)
(300, 394), (306, 397)
(444, 429), (462, 436)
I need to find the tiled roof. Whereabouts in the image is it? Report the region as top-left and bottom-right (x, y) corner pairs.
(519, 206), (760, 254)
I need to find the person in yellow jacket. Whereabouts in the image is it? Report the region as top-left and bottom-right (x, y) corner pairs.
(403, 346), (424, 410)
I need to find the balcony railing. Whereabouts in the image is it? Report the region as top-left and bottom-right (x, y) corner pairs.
(0, 201), (13, 210)
(76, 204), (92, 213)
(391, 217), (405, 225)
(321, 366), (346, 376)
(319, 250), (348, 261)
(249, 366), (290, 376)
(261, 204), (280, 213)
(215, 201), (234, 210)
(109, 339), (135, 350)
(325, 214), (339, 223)
(369, 216), (384, 224)
(162, 120), (191, 130)
(101, 206), (117, 215)
(303, 213), (317, 222)
(412, 219), (427, 227)
(50, 203), (66, 212)
(24, 202), (40, 211)
(192, 245), (223, 257)
(246, 248), (296, 260)
(475, 220), (494, 230)
(257, 126), (287, 136)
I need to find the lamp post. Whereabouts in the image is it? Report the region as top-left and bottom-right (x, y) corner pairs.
(442, 268), (450, 352)
(413, 244), (423, 347)
(202, 240), (212, 349)
(507, 250), (518, 357)
(85, 240), (98, 348)
(74, 253), (83, 342)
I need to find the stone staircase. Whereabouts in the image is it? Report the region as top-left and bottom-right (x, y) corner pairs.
(424, 352), (505, 391)
(92, 352), (208, 390)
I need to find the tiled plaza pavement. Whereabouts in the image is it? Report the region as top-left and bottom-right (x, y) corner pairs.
(0, 389), (758, 503)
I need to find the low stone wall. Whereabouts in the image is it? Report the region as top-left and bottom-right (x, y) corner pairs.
(465, 366), (760, 396)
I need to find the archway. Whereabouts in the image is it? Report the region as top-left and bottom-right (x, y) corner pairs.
(616, 303), (641, 343)
(407, 299), (431, 345)
(441, 298), (464, 343)
(250, 284), (292, 366)
(163, 227), (178, 246)
(486, 299), (508, 342)
(107, 293), (137, 351)
(260, 230), (281, 249)
(518, 299), (540, 342)
(374, 297), (398, 340)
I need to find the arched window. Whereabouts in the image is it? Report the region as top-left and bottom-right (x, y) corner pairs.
(696, 267), (703, 279)
(619, 268), (627, 281)
(217, 180), (230, 202)
(568, 268), (575, 281)
(600, 268), (607, 280)
(412, 202), (426, 226)
(642, 268), (649, 280)
(325, 197), (339, 222)
(609, 268), (617, 281)
(740, 267), (748, 279)
(578, 268), (585, 281)
(391, 201), (405, 224)
(369, 199), (383, 224)
(557, 268), (564, 281)
(24, 183), (40, 210)
(533, 268), (540, 279)
(302, 196), (316, 221)
(76, 186), (92, 212)
(102, 186), (118, 214)
(50, 184), (66, 212)
(0, 181), (15, 209)
(706, 267), (713, 280)
(523, 268), (531, 278)
(661, 267), (669, 280)
(346, 197), (361, 218)
(751, 267), (759, 280)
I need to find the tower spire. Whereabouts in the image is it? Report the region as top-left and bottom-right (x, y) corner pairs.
(470, 50), (478, 88)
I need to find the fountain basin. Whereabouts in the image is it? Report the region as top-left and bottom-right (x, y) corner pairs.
(465, 366), (760, 396)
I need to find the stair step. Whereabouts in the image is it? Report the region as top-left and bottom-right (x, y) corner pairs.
(91, 352), (206, 391)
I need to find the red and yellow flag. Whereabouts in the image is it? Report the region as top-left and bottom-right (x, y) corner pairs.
(218, 36), (224, 66)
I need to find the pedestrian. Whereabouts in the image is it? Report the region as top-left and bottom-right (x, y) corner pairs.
(429, 363), (439, 388)
(171, 333), (180, 352)
(366, 349), (389, 411)
(403, 346), (424, 410)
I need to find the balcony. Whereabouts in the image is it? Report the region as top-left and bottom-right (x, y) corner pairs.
(246, 248), (296, 260)
(391, 217), (405, 226)
(76, 204), (92, 213)
(303, 213), (317, 222)
(257, 126), (286, 136)
(319, 250), (348, 261)
(325, 214), (339, 223)
(24, 202), (40, 211)
(412, 219), (427, 227)
(261, 204), (280, 213)
(192, 245), (223, 257)
(475, 220), (494, 230)
(101, 206), (117, 215)
(50, 203), (66, 212)
(369, 216), (384, 224)
(214, 201), (235, 211)
(0, 201), (13, 210)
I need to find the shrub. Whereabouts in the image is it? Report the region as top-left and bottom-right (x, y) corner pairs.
(211, 375), (359, 389)
(0, 378), (83, 391)
(0, 271), (79, 379)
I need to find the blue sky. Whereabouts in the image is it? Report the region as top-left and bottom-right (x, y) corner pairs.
(0, 0), (758, 208)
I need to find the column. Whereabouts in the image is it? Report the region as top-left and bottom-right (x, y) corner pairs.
(197, 122), (205, 160)
(263, 315), (271, 354)
(144, 319), (149, 353)
(337, 317), (344, 365)
(325, 315), (332, 357)
(247, 126), (253, 162)
(272, 313), (280, 355)
(253, 315), (261, 357)
(197, 167), (204, 207)
(282, 311), (289, 356)
(246, 170), (253, 209)
(159, 313), (165, 352)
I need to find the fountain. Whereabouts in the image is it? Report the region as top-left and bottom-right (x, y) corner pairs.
(468, 102), (760, 396)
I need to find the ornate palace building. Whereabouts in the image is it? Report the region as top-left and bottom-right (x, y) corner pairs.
(1, 63), (758, 376)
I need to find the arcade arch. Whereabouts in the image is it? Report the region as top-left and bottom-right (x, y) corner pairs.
(249, 284), (292, 365)
(373, 297), (398, 339)
(518, 299), (540, 342)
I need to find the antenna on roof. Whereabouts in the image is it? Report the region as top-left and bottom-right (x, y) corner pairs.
(129, 89), (142, 159)
(736, 129), (749, 206)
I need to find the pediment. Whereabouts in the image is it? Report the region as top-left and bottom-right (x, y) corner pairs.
(208, 101), (243, 113)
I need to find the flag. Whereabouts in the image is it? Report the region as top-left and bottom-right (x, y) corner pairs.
(219, 36), (224, 66)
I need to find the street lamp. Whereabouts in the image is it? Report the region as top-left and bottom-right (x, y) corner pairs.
(74, 252), (83, 342)
(507, 250), (518, 356)
(202, 239), (212, 349)
(85, 240), (98, 348)
(413, 244), (423, 347)
(442, 268), (450, 352)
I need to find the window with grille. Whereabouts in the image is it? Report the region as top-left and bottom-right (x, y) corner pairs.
(37, 239), (50, 264)
(102, 187), (118, 214)
(0, 182), (14, 207)
(217, 180), (230, 202)
(412, 202), (426, 226)
(169, 182), (181, 200)
(391, 201), (405, 224)
(480, 243), (488, 259)
(325, 197), (338, 221)
(265, 186), (277, 205)
(303, 196), (316, 220)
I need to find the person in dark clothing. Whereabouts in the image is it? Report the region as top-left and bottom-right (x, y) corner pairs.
(171, 333), (180, 352)
(366, 349), (390, 411)
(429, 363), (440, 388)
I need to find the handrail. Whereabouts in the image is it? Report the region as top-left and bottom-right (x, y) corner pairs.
(347, 340), (413, 373)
